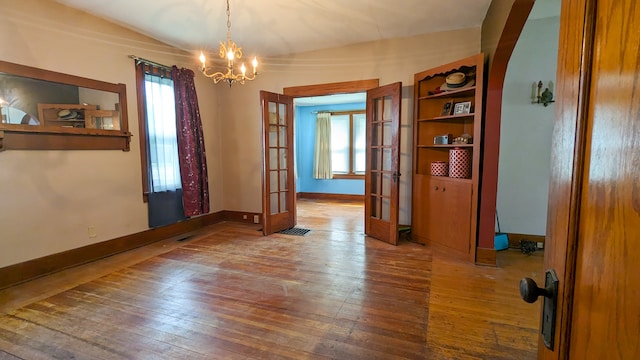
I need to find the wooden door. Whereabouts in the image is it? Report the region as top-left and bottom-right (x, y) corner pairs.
(537, 0), (640, 358)
(364, 82), (401, 245)
(260, 91), (296, 235)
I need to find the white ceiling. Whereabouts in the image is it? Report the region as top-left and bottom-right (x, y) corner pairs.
(53, 0), (493, 57)
(50, 0), (560, 107)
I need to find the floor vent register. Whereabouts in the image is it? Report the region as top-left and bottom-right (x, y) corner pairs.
(277, 227), (311, 236)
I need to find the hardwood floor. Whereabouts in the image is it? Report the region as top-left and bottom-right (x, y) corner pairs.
(0, 199), (543, 359)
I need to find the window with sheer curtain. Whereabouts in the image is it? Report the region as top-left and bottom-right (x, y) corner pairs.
(331, 111), (365, 177)
(144, 74), (181, 192)
(313, 112), (332, 179)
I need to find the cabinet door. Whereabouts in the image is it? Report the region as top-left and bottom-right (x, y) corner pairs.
(427, 178), (472, 254)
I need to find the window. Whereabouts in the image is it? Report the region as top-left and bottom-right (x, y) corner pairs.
(135, 63), (181, 200)
(331, 111), (365, 178)
(144, 74), (181, 192)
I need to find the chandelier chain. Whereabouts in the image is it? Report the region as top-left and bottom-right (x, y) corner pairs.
(226, 0), (231, 42)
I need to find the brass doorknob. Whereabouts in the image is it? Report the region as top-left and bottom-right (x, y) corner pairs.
(519, 277), (551, 303)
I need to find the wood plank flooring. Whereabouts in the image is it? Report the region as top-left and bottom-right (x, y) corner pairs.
(0, 199), (543, 359)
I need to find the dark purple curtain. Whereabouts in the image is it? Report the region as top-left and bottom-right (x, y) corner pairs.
(171, 66), (209, 217)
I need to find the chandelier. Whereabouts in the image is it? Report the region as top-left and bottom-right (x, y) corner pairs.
(199, 0), (258, 86)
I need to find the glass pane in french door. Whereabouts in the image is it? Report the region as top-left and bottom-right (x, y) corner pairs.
(270, 170), (278, 193)
(369, 95), (393, 221)
(270, 192), (278, 214)
(267, 100), (289, 216)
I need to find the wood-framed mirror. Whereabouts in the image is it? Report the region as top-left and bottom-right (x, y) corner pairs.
(0, 60), (131, 151)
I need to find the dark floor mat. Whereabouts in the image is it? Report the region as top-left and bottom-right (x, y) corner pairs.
(277, 227), (311, 236)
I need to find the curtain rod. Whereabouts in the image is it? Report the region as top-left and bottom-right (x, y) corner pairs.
(128, 55), (172, 71)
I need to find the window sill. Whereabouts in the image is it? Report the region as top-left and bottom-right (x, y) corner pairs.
(332, 174), (365, 180)
(0, 124), (132, 151)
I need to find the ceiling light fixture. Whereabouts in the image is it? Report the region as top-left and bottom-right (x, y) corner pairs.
(199, 0), (258, 86)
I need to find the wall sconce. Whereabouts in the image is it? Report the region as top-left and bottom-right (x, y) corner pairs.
(531, 80), (555, 106)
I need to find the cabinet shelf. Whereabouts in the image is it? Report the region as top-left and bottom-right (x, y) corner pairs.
(418, 86), (476, 100)
(418, 113), (476, 122)
(417, 144), (473, 148)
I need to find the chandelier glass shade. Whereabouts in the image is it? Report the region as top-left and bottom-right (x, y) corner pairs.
(199, 0), (258, 86)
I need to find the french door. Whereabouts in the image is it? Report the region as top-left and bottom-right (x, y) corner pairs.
(260, 91), (296, 235)
(364, 82), (402, 245)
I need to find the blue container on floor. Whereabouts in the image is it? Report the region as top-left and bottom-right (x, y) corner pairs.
(495, 233), (509, 251)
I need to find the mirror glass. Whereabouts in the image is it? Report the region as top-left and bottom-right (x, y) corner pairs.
(0, 72), (121, 130)
(0, 60), (129, 151)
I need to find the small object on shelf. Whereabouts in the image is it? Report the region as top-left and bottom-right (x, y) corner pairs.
(439, 72), (476, 91)
(57, 109), (71, 118)
(434, 134), (452, 145)
(441, 101), (453, 116)
(430, 161), (449, 177)
(453, 133), (473, 144)
(58, 110), (78, 119)
(449, 147), (472, 178)
(453, 101), (472, 115)
(446, 72), (466, 87)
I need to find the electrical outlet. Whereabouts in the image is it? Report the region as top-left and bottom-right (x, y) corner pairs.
(88, 226), (97, 238)
(253, 215), (260, 224)
(242, 214), (247, 220)
(537, 242), (544, 249)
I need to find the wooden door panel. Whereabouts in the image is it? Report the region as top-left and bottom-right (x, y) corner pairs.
(542, 0), (640, 358)
(540, 0), (594, 357)
(364, 82), (401, 245)
(439, 180), (472, 254)
(261, 91), (295, 235)
(568, 0), (640, 357)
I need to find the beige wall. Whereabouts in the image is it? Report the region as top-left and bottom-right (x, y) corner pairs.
(218, 29), (482, 225)
(0, 0), (223, 268)
(0, 0), (482, 268)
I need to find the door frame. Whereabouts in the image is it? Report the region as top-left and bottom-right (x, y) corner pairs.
(476, 0), (536, 265)
(283, 79), (379, 98)
(271, 79), (379, 217)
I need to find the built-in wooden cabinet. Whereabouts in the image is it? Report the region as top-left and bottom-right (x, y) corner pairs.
(411, 53), (484, 262)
